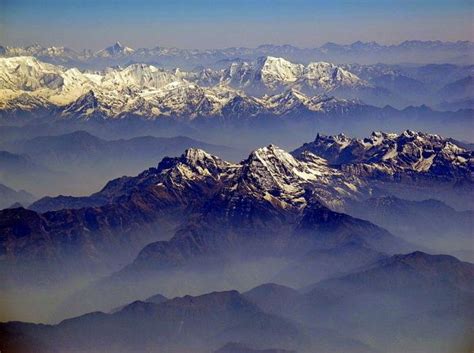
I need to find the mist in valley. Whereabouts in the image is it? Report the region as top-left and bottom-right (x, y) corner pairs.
(0, 12), (473, 351)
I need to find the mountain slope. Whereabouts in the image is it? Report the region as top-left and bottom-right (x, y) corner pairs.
(0, 289), (382, 353)
(0, 150), (64, 196)
(303, 252), (474, 353)
(346, 196), (474, 252)
(0, 291), (309, 353)
(243, 252), (474, 353)
(437, 75), (474, 101)
(0, 183), (35, 209)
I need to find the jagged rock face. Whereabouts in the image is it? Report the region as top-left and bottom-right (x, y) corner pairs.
(220, 95), (266, 119)
(62, 89), (99, 116)
(227, 145), (363, 212)
(0, 56), (366, 120)
(0, 92), (52, 112)
(293, 130), (474, 183)
(115, 147), (402, 274)
(0, 149), (236, 282)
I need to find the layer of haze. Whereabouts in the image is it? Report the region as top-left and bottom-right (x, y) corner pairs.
(1, 0), (473, 50)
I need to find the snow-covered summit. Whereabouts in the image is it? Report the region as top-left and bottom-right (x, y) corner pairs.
(95, 42), (135, 57)
(0, 56), (63, 91)
(257, 56), (304, 87)
(298, 61), (366, 91)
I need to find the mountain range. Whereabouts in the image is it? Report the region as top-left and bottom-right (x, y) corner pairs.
(1, 7), (474, 351)
(346, 196), (474, 254)
(1, 40), (473, 69)
(0, 130), (240, 197)
(293, 130), (474, 210)
(1, 55), (473, 127)
(0, 144), (399, 286)
(0, 55), (377, 120)
(248, 252), (474, 353)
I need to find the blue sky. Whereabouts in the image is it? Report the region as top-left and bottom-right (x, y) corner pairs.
(1, 0), (473, 49)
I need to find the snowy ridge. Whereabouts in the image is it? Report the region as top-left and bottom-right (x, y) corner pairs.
(91, 145), (362, 212)
(0, 56), (364, 119)
(94, 144), (366, 213)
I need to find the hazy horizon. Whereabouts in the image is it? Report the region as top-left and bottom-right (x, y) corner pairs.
(1, 38), (474, 52)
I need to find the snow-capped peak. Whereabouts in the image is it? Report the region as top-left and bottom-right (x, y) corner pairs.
(95, 42), (135, 57)
(0, 56), (64, 91)
(236, 144), (360, 210)
(257, 56), (304, 85)
(220, 56), (367, 95)
(61, 90), (99, 117)
(156, 148), (236, 183)
(182, 148), (220, 165)
(248, 144), (301, 170)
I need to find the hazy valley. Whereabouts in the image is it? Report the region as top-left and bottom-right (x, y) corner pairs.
(0, 38), (473, 353)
